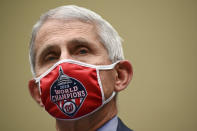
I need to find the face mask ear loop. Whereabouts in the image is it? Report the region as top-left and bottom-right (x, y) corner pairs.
(34, 78), (42, 95)
(38, 81), (42, 95)
(96, 69), (105, 103)
(97, 61), (121, 70)
(103, 91), (116, 105)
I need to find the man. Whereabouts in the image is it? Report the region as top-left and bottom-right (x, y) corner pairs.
(28, 5), (133, 131)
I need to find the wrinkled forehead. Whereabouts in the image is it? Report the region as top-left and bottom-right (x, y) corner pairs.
(35, 19), (98, 46)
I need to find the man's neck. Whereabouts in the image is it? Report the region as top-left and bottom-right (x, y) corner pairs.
(56, 100), (117, 131)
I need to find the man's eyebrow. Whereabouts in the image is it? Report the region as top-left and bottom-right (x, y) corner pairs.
(67, 37), (93, 47)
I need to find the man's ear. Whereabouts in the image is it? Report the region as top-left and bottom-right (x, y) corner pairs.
(28, 79), (44, 107)
(114, 60), (133, 92)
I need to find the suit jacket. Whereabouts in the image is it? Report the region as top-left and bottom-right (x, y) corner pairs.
(117, 118), (133, 131)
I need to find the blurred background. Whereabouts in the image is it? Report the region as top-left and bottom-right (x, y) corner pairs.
(0, 0), (196, 131)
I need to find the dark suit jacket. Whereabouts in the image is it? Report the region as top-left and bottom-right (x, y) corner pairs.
(117, 118), (133, 131)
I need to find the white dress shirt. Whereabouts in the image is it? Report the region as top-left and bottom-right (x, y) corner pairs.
(97, 116), (118, 131)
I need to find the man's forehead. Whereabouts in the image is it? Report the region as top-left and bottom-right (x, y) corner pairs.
(36, 19), (95, 40)
(38, 19), (96, 34)
(34, 19), (98, 51)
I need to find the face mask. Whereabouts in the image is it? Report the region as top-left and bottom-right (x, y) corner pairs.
(35, 59), (119, 120)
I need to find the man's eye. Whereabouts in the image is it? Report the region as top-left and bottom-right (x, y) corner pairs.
(44, 53), (58, 61)
(77, 48), (89, 55)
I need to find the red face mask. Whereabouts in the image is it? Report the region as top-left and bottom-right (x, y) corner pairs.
(35, 59), (118, 120)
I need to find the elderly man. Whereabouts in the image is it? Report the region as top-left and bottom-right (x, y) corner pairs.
(28, 5), (133, 131)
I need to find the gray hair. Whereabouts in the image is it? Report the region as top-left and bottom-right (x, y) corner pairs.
(29, 5), (124, 76)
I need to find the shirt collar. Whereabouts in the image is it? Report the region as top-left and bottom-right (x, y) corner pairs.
(97, 116), (118, 131)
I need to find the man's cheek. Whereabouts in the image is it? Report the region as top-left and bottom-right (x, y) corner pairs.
(99, 70), (115, 98)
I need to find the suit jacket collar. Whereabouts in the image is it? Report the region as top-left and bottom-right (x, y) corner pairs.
(117, 117), (133, 131)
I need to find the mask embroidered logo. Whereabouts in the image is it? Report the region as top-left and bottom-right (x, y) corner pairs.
(50, 66), (87, 117)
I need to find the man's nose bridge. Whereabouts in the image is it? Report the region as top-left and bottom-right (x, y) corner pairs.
(59, 48), (72, 60)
